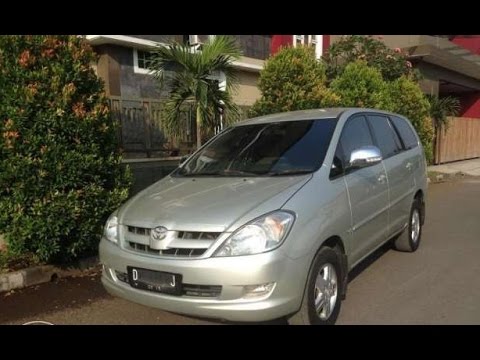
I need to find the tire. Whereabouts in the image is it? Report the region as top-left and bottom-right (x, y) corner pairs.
(288, 246), (345, 325)
(394, 198), (423, 252)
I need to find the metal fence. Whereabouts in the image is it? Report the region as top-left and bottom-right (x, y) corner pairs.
(109, 97), (251, 158)
(109, 97), (195, 158)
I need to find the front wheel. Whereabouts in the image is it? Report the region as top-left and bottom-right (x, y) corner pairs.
(288, 247), (344, 325)
(394, 198), (423, 252)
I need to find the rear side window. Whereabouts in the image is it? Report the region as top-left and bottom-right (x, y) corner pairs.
(390, 116), (418, 150)
(339, 116), (374, 163)
(367, 115), (403, 158)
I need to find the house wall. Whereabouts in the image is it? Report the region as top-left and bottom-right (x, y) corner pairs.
(234, 70), (261, 106)
(94, 44), (260, 106)
(459, 92), (480, 118)
(94, 44), (165, 99)
(232, 35), (271, 60)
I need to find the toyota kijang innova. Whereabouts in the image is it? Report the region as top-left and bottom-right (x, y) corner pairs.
(100, 108), (427, 325)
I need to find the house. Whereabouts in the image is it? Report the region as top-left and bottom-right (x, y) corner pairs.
(85, 35), (480, 170)
(85, 35), (325, 159)
(86, 35), (269, 159)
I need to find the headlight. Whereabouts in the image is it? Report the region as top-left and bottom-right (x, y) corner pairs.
(214, 211), (295, 257)
(104, 212), (119, 244)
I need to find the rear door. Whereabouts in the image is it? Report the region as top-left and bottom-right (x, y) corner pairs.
(339, 115), (389, 265)
(367, 114), (415, 237)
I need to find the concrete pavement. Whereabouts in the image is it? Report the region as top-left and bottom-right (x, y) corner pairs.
(428, 157), (480, 177)
(2, 177), (480, 325)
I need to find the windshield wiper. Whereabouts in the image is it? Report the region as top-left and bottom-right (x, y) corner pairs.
(180, 172), (223, 177)
(221, 169), (259, 177)
(266, 169), (314, 176)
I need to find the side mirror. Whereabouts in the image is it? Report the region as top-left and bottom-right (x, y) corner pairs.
(348, 146), (382, 169)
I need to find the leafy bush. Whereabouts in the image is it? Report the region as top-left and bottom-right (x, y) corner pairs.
(0, 35), (131, 263)
(329, 61), (386, 108)
(328, 61), (434, 162)
(380, 76), (435, 163)
(323, 35), (417, 81)
(249, 46), (339, 117)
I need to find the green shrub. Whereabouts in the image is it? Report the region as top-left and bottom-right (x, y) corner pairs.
(329, 61), (434, 162)
(0, 35), (131, 263)
(330, 61), (386, 108)
(249, 46), (339, 117)
(379, 76), (435, 163)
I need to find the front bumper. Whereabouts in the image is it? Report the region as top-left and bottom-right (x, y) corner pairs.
(99, 239), (308, 322)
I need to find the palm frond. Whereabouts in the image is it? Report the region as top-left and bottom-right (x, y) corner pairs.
(427, 94), (461, 129)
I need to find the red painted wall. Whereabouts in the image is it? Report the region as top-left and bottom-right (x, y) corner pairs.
(451, 36), (480, 55)
(271, 35), (293, 54)
(459, 92), (480, 118)
(322, 35), (330, 55)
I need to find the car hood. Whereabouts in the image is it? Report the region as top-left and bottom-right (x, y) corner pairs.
(118, 175), (311, 232)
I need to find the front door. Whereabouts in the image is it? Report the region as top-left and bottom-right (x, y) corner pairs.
(338, 115), (390, 266)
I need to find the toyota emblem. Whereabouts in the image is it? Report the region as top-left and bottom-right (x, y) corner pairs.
(151, 226), (168, 241)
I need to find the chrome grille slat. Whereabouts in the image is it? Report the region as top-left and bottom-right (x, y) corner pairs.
(125, 225), (221, 258)
(127, 242), (209, 258)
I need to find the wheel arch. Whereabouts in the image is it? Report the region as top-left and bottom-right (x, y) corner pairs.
(414, 189), (426, 225)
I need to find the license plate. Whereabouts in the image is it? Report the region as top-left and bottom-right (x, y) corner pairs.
(127, 267), (182, 295)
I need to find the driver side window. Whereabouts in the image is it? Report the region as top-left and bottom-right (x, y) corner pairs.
(330, 115), (374, 178)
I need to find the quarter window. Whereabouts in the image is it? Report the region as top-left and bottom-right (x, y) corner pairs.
(367, 115), (403, 158)
(390, 116), (419, 150)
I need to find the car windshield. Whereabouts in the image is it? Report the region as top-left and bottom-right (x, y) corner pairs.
(174, 118), (337, 177)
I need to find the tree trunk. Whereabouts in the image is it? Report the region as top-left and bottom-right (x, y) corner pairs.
(196, 105), (202, 149)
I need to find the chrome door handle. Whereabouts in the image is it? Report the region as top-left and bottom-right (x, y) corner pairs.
(406, 162), (413, 171)
(377, 174), (386, 183)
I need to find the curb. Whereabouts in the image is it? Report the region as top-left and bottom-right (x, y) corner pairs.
(0, 256), (99, 294)
(427, 171), (468, 184)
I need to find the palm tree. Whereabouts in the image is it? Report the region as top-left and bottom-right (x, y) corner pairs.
(150, 36), (241, 149)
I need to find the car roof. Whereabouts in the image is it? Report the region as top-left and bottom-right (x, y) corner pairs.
(233, 108), (400, 126)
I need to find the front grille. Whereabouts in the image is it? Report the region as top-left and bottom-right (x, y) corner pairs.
(127, 226), (220, 241)
(128, 242), (207, 257)
(128, 226), (150, 236)
(124, 225), (222, 258)
(177, 231), (220, 240)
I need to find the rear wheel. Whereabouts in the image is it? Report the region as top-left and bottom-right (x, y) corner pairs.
(288, 246), (344, 325)
(394, 198), (423, 252)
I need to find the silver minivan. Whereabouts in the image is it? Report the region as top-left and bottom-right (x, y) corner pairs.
(100, 108), (427, 325)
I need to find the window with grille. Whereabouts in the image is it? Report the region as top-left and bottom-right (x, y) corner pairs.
(136, 50), (155, 70)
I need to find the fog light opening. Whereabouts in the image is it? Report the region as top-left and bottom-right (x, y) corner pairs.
(243, 282), (276, 298)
